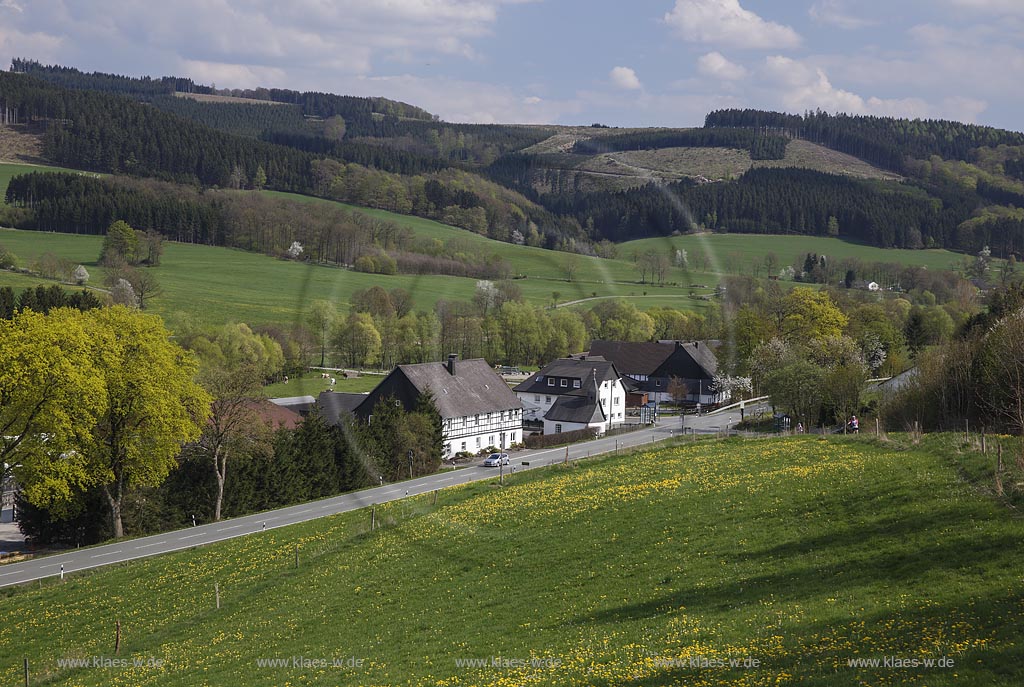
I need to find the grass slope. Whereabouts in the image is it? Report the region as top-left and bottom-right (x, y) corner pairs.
(622, 233), (971, 275)
(2, 436), (1021, 686)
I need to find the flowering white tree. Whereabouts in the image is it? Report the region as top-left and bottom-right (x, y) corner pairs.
(673, 248), (688, 268)
(72, 264), (90, 285)
(711, 373), (752, 401)
(286, 241), (304, 259)
(110, 278), (139, 308)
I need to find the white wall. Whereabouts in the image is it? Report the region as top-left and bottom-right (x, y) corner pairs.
(443, 408), (522, 456)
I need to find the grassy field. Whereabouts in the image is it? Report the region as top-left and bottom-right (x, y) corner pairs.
(0, 161), (977, 331)
(622, 233), (972, 276)
(262, 370), (384, 397)
(0, 227), (704, 328)
(2, 435), (1021, 686)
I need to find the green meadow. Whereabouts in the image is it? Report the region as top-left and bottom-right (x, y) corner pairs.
(1, 435), (1021, 686)
(0, 161), (978, 330)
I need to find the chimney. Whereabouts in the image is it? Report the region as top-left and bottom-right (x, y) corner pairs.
(446, 353), (457, 375)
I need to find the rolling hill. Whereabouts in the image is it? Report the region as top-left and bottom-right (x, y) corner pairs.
(1, 435), (1021, 686)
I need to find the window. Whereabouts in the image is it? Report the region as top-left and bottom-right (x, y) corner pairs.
(601, 399), (607, 407)
(545, 396), (551, 403)
(535, 395), (540, 402)
(573, 379), (581, 389)
(547, 378), (555, 387)
(489, 435), (494, 445)
(560, 379), (568, 387)
(655, 379), (661, 387)
(555, 424), (562, 434)
(461, 442), (466, 451)
(614, 397), (620, 405)
(476, 437), (481, 448)
(475, 414), (480, 425)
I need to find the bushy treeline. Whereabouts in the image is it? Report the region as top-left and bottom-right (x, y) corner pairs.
(705, 108), (1024, 172)
(17, 413), (372, 545)
(261, 131), (447, 175)
(150, 95), (311, 138)
(11, 58), (205, 98)
(0, 71), (314, 189)
(0, 284), (103, 319)
(571, 127), (788, 160)
(883, 283), (1024, 434)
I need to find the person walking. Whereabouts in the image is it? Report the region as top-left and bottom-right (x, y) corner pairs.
(849, 415), (859, 433)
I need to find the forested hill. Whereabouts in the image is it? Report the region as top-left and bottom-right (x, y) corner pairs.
(705, 108), (1024, 173)
(0, 70), (584, 248)
(6, 58), (1024, 257)
(11, 58), (435, 124)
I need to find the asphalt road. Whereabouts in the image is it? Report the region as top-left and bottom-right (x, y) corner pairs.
(0, 408), (756, 588)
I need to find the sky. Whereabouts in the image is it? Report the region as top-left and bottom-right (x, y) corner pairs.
(1, 0), (1022, 130)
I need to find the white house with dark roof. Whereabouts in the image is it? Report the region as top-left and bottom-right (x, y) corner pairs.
(513, 356), (626, 435)
(352, 355), (522, 457)
(588, 340), (725, 407)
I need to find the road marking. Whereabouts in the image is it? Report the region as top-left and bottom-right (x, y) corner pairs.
(216, 524), (244, 532)
(135, 541), (167, 549)
(179, 533), (205, 540)
(91, 550), (122, 559)
(39, 562), (69, 569)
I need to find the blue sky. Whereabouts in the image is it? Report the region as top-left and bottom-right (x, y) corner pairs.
(1, 0), (1021, 129)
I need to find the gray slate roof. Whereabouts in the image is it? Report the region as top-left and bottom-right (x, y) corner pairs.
(368, 358), (521, 419)
(544, 390), (606, 424)
(589, 340), (718, 380)
(513, 356), (620, 395)
(316, 391), (368, 425)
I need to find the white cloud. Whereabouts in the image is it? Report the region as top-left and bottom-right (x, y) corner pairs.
(0, 0), (527, 83)
(759, 55), (967, 119)
(609, 66), (642, 90)
(358, 74), (581, 124)
(697, 51), (747, 80)
(948, 0), (1024, 14)
(664, 0), (801, 50)
(808, 0), (875, 29)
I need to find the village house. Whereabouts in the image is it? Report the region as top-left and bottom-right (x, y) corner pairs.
(349, 355), (522, 458)
(587, 340), (726, 408)
(513, 356), (626, 436)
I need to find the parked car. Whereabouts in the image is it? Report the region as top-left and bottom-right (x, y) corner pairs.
(482, 452), (510, 467)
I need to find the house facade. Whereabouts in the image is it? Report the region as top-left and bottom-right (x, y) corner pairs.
(353, 355), (522, 458)
(513, 357), (626, 435)
(588, 340), (726, 407)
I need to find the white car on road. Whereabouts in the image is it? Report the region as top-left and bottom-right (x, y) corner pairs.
(482, 452), (509, 467)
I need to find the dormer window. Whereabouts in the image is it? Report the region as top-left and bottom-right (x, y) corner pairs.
(547, 378), (555, 386)
(560, 379), (568, 387)
(573, 379), (581, 389)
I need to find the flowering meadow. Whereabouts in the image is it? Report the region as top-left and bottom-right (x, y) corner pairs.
(1, 435), (1022, 686)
